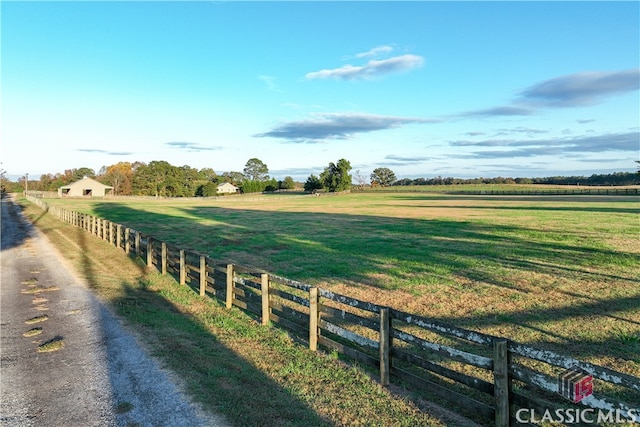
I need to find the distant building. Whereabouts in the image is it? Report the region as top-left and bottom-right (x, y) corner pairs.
(217, 182), (239, 194)
(58, 177), (114, 197)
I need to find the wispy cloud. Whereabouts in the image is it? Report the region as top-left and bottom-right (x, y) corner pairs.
(77, 149), (134, 155)
(518, 68), (640, 107)
(166, 141), (222, 152)
(458, 105), (535, 118)
(254, 112), (438, 143)
(355, 45), (394, 58)
(448, 131), (639, 159)
(381, 155), (430, 166)
(456, 69), (639, 119)
(494, 127), (549, 136)
(305, 54), (424, 81)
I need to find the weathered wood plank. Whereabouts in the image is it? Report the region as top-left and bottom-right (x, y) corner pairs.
(309, 287), (319, 351)
(270, 288), (310, 308)
(391, 348), (494, 395)
(392, 309), (495, 346)
(319, 319), (379, 349)
(508, 342), (640, 392)
(510, 363), (639, 415)
(232, 297), (261, 316)
(392, 329), (493, 370)
(261, 274), (269, 326)
(320, 305), (378, 331)
(233, 274), (261, 290)
(493, 339), (510, 427)
(380, 308), (390, 386)
(226, 264), (234, 309)
(268, 274), (312, 292)
(319, 289), (381, 313)
(269, 301), (309, 324)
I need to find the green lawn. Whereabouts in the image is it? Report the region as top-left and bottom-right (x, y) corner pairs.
(42, 191), (640, 375)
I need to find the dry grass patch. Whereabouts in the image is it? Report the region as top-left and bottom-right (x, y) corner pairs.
(37, 336), (65, 353)
(25, 315), (48, 324)
(21, 286), (59, 294)
(23, 328), (43, 337)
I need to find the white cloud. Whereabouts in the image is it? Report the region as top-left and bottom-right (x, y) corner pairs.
(305, 54), (424, 81)
(519, 68), (640, 107)
(254, 112), (438, 143)
(355, 45), (394, 58)
(166, 142), (223, 152)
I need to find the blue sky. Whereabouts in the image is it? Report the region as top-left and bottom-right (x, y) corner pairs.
(2, 1), (639, 182)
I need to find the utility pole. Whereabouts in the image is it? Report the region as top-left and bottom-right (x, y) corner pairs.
(24, 173), (29, 194)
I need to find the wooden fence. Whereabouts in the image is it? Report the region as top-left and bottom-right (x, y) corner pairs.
(27, 196), (639, 426)
(448, 189), (639, 196)
(354, 188), (639, 196)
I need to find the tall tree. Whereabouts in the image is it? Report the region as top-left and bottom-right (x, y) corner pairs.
(370, 167), (396, 187)
(199, 168), (218, 182)
(279, 176), (295, 190)
(103, 162), (134, 195)
(354, 170), (368, 189)
(221, 171), (245, 185)
(73, 167), (96, 181)
(320, 158), (352, 192)
(132, 160), (174, 197)
(243, 158), (269, 181)
(304, 174), (323, 192)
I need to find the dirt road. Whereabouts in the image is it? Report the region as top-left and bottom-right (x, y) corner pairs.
(0, 195), (227, 427)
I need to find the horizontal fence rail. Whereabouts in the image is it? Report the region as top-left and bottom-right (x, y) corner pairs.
(352, 188), (640, 196)
(26, 195), (640, 426)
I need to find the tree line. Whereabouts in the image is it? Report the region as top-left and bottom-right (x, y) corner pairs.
(4, 158), (354, 197)
(2, 160), (637, 197)
(389, 171), (639, 187)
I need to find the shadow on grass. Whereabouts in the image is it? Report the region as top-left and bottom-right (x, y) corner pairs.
(89, 200), (640, 364)
(25, 200), (335, 426)
(110, 278), (334, 427)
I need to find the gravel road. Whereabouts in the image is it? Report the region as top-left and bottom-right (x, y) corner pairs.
(0, 195), (228, 427)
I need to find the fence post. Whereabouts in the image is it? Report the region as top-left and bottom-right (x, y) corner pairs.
(309, 287), (319, 351)
(125, 228), (130, 254)
(261, 273), (270, 326)
(147, 237), (153, 268)
(135, 232), (141, 258)
(380, 308), (390, 386)
(226, 264), (234, 309)
(117, 224), (122, 249)
(161, 242), (167, 275)
(493, 339), (510, 427)
(179, 250), (186, 285)
(199, 255), (206, 296)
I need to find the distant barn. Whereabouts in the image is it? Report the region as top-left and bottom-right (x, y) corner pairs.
(217, 182), (239, 194)
(58, 177), (114, 197)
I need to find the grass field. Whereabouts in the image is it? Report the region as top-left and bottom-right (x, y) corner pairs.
(19, 196), (468, 426)
(41, 190), (640, 377)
